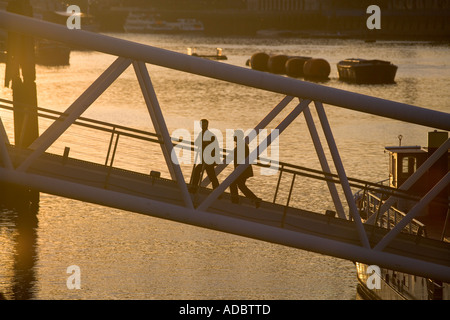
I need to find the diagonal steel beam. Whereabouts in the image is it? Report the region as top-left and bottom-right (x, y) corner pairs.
(315, 101), (370, 249)
(133, 61), (176, 180)
(133, 61), (193, 209)
(250, 96), (294, 134)
(17, 57), (132, 172)
(303, 105), (346, 219)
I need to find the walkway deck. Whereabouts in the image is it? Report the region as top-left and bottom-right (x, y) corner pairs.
(2, 145), (449, 273)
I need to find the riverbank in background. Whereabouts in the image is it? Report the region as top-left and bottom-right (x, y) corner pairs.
(91, 3), (450, 41)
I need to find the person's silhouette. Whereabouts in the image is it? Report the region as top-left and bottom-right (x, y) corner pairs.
(190, 119), (220, 193)
(230, 132), (261, 206)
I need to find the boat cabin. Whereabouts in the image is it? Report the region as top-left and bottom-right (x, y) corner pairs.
(385, 145), (427, 190)
(386, 131), (449, 190)
(385, 131), (449, 220)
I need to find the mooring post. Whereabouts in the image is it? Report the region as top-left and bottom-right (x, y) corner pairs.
(2, 0), (39, 208)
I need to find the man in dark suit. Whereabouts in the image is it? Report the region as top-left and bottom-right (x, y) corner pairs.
(190, 119), (220, 193)
(230, 132), (261, 206)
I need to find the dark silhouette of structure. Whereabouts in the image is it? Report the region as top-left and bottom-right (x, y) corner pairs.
(2, 0), (40, 208)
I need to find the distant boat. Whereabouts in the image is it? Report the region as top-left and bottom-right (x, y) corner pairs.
(337, 58), (397, 84)
(187, 47), (227, 60)
(172, 18), (205, 33)
(124, 12), (204, 33)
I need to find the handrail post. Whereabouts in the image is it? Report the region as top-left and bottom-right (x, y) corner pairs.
(286, 174), (296, 208)
(281, 173), (296, 228)
(273, 164), (284, 203)
(441, 207), (450, 241)
(104, 133), (120, 188)
(105, 126), (116, 166)
(387, 201), (390, 230)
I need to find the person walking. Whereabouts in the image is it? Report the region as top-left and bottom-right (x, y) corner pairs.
(190, 119), (220, 193)
(230, 132), (261, 206)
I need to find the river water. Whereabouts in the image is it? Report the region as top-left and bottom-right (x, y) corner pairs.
(0, 32), (449, 300)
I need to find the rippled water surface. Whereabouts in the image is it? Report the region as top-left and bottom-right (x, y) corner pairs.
(0, 33), (449, 300)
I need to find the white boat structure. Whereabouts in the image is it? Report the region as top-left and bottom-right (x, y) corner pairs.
(124, 12), (204, 33)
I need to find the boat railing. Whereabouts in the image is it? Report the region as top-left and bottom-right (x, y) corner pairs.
(356, 186), (427, 237)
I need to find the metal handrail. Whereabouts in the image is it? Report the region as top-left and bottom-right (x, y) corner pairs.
(2, 100), (446, 217)
(1, 101), (447, 216)
(360, 191), (427, 237)
(0, 98), (161, 143)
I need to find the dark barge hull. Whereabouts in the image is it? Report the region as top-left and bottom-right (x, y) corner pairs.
(337, 59), (397, 84)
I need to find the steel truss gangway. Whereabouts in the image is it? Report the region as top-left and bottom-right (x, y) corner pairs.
(0, 11), (449, 283)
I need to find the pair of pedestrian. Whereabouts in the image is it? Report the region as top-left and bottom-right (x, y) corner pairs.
(190, 119), (261, 206)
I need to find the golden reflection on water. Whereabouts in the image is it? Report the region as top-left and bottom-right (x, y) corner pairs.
(0, 205), (38, 300)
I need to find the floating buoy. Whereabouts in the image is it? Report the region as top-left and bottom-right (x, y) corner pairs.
(285, 56), (311, 78)
(303, 58), (331, 80)
(250, 52), (270, 71)
(267, 54), (289, 74)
